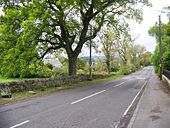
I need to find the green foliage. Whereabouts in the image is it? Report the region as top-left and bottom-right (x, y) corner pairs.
(0, 6), (52, 78)
(93, 61), (106, 72)
(139, 51), (152, 66)
(118, 65), (133, 75)
(101, 29), (116, 73)
(0, 0), (150, 76)
(77, 58), (88, 72)
(149, 20), (170, 72)
(53, 57), (88, 76)
(53, 68), (68, 77)
(45, 63), (53, 70)
(1, 87), (12, 97)
(163, 52), (170, 70)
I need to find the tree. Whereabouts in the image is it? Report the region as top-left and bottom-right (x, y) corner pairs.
(101, 29), (116, 74)
(139, 51), (152, 66)
(149, 17), (170, 72)
(128, 43), (146, 67)
(114, 33), (132, 65)
(0, 8), (47, 78)
(0, 0), (150, 76)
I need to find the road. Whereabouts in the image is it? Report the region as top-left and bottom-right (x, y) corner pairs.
(0, 67), (152, 128)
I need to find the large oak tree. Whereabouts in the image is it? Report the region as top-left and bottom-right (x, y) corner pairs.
(0, 0), (149, 76)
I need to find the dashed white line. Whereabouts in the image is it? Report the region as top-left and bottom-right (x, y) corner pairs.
(71, 79), (134, 105)
(113, 82), (125, 87)
(71, 90), (106, 104)
(136, 77), (146, 80)
(10, 120), (30, 128)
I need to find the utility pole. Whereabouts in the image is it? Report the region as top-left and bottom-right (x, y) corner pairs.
(158, 15), (163, 80)
(89, 26), (92, 80)
(167, 13), (170, 52)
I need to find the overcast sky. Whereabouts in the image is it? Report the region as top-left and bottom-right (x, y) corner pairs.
(131, 0), (170, 53)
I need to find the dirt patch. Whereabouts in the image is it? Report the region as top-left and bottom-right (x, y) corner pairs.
(150, 115), (161, 121)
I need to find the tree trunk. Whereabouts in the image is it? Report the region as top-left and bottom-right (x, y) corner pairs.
(68, 55), (77, 76)
(122, 57), (127, 65)
(106, 54), (110, 74)
(106, 59), (110, 74)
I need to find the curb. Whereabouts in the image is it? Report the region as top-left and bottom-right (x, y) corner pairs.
(115, 80), (148, 128)
(162, 75), (170, 87)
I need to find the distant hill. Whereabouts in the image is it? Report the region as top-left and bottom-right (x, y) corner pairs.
(80, 56), (106, 62)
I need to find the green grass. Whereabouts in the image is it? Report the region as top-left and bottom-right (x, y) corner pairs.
(0, 77), (39, 83)
(0, 74), (124, 105)
(0, 77), (23, 82)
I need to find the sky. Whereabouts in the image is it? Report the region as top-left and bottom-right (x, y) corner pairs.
(130, 0), (170, 53)
(81, 0), (170, 56)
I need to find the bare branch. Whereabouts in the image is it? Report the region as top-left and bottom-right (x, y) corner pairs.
(39, 45), (63, 59)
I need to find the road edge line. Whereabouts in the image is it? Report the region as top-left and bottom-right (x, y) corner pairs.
(115, 80), (148, 128)
(127, 82), (147, 128)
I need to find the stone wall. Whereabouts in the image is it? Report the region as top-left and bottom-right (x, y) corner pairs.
(0, 74), (112, 92)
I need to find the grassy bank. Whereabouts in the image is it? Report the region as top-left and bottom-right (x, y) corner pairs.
(0, 74), (124, 105)
(0, 77), (23, 83)
(0, 77), (38, 83)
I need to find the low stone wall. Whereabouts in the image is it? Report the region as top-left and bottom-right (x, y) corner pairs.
(0, 74), (112, 93)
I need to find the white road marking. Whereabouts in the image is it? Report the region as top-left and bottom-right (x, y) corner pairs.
(113, 82), (125, 87)
(71, 78), (136, 105)
(123, 77), (131, 80)
(10, 120), (30, 128)
(71, 90), (106, 104)
(136, 77), (146, 80)
(114, 80), (148, 128)
(123, 81), (147, 116)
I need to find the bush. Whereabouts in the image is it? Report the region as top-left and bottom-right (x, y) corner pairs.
(163, 52), (170, 70)
(110, 67), (119, 72)
(53, 68), (68, 77)
(45, 63), (53, 70)
(118, 65), (133, 75)
(0, 87), (12, 98)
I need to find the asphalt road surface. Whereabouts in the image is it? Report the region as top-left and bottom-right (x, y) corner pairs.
(0, 66), (152, 128)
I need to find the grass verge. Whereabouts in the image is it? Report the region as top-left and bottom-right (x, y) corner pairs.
(0, 74), (124, 105)
(0, 77), (38, 83)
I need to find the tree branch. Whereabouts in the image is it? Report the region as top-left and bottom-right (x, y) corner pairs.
(85, 14), (105, 42)
(39, 45), (63, 59)
(46, 0), (58, 12)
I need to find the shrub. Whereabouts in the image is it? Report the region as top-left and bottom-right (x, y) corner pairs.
(118, 65), (132, 75)
(163, 52), (170, 70)
(0, 87), (12, 98)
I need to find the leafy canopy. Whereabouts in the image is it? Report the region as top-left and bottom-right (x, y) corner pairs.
(0, 0), (150, 76)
